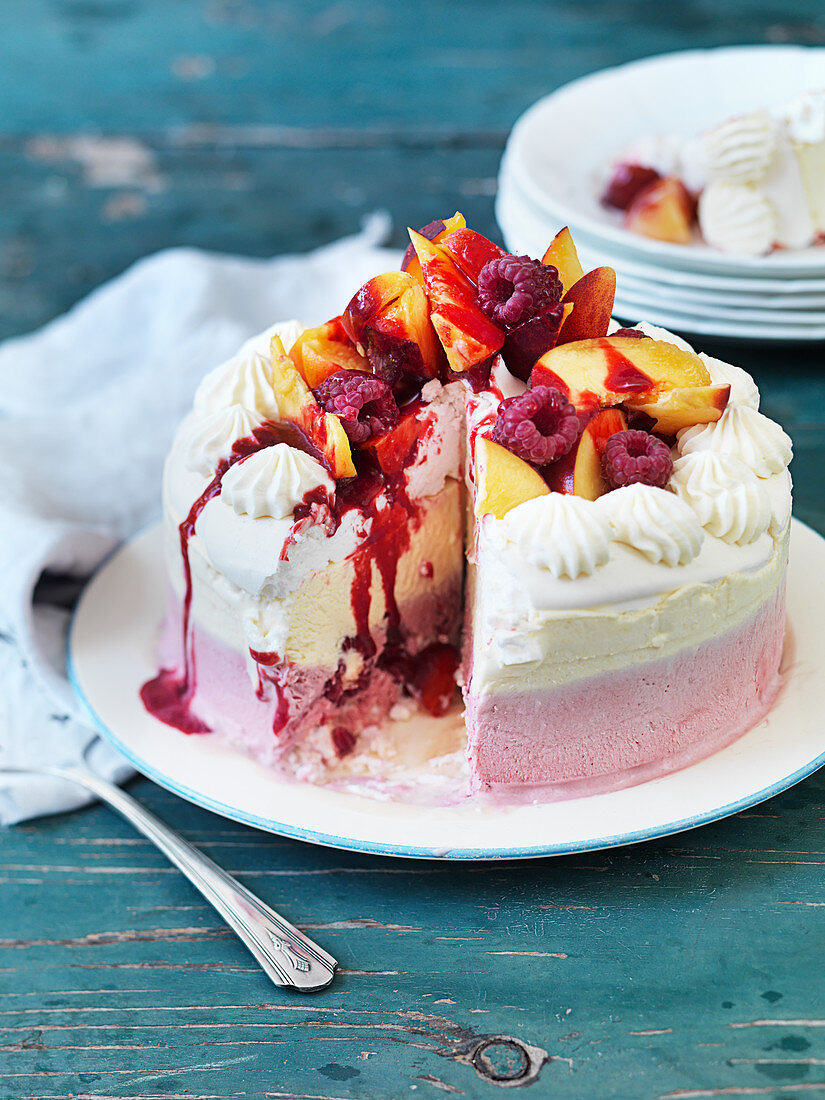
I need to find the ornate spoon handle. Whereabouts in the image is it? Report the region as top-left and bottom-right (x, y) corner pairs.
(5, 765), (337, 992)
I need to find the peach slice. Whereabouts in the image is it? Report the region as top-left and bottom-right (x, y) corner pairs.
(438, 227), (506, 282)
(556, 267), (616, 345)
(474, 436), (549, 520)
(360, 406), (420, 475)
(289, 317), (369, 389)
(624, 177), (694, 244)
(270, 336), (356, 478)
(409, 229), (504, 373)
(343, 271), (442, 381)
(542, 227), (584, 295)
(533, 336), (711, 408)
(625, 384), (730, 434)
(402, 212), (466, 282)
(546, 408), (627, 499)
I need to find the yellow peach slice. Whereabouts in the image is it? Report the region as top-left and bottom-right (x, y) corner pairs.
(542, 226), (585, 295)
(270, 336), (356, 478)
(625, 384), (730, 434)
(474, 436), (550, 520)
(546, 408), (627, 499)
(534, 337), (711, 407)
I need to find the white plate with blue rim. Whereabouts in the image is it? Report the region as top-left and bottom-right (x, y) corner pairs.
(68, 520), (825, 860)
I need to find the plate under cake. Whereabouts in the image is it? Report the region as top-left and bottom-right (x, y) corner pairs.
(142, 217), (793, 802)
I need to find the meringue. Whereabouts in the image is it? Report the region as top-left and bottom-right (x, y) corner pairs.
(670, 452), (771, 545)
(678, 405), (792, 478)
(498, 495), (612, 579)
(698, 181), (777, 256)
(183, 404), (262, 477)
(220, 443), (334, 520)
(604, 484), (704, 566)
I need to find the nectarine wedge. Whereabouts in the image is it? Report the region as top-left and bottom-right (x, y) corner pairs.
(270, 336), (356, 478)
(409, 229), (504, 373)
(625, 384), (730, 434)
(546, 408), (627, 500)
(402, 213), (466, 282)
(542, 227), (585, 295)
(534, 336), (711, 408)
(289, 317), (369, 388)
(474, 436), (550, 520)
(556, 267), (617, 346)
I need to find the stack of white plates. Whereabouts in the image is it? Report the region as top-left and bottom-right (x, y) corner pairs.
(496, 46), (825, 343)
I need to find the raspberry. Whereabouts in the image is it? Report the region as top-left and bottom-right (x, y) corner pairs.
(492, 386), (580, 466)
(601, 163), (661, 210)
(602, 429), (673, 489)
(477, 255), (562, 328)
(612, 327), (649, 339)
(331, 727), (356, 758)
(314, 369), (399, 443)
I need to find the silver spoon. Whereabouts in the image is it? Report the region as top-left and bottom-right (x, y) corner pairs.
(2, 764), (337, 992)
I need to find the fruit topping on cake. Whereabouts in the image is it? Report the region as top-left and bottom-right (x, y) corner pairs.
(491, 386), (579, 465)
(601, 429), (674, 489)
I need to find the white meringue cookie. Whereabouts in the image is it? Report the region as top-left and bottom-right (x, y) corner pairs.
(498, 495), (612, 579)
(670, 452), (771, 545)
(678, 405), (792, 478)
(184, 404), (262, 477)
(699, 181), (777, 256)
(604, 484), (704, 566)
(220, 443), (334, 520)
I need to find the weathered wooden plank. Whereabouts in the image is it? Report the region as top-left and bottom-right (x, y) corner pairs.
(2, 770), (824, 1097)
(2, 0), (823, 135)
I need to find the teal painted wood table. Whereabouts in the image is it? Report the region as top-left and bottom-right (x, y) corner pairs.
(2, 2), (825, 1097)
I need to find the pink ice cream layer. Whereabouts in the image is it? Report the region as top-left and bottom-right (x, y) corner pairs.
(156, 578), (461, 767)
(465, 584), (786, 798)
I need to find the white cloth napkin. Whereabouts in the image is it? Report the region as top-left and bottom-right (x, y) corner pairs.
(0, 214), (400, 824)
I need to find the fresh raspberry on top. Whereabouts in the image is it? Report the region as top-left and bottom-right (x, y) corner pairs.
(314, 369), (399, 444)
(491, 386), (580, 466)
(602, 429), (673, 489)
(477, 255), (562, 328)
(612, 327), (649, 339)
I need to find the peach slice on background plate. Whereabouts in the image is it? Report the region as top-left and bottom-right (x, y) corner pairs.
(270, 336), (356, 478)
(474, 436), (550, 520)
(409, 229), (504, 372)
(624, 177), (695, 244)
(546, 408), (627, 499)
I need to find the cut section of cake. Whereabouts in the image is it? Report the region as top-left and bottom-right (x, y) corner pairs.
(144, 216), (793, 801)
(143, 266), (466, 772)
